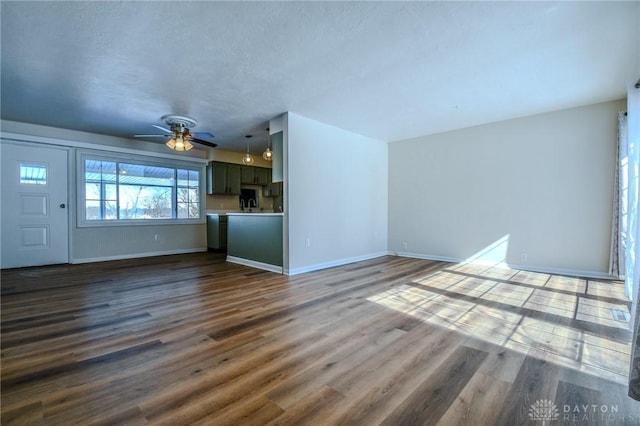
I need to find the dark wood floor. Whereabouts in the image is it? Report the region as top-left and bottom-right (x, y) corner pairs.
(1, 253), (638, 425)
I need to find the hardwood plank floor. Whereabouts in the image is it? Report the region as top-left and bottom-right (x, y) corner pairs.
(1, 253), (638, 425)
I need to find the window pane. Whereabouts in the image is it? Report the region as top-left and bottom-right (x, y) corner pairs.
(86, 182), (102, 200)
(104, 201), (117, 220)
(189, 170), (199, 185)
(177, 202), (199, 219)
(177, 204), (189, 219)
(177, 169), (189, 187)
(81, 156), (201, 223)
(120, 164), (174, 187)
(177, 169), (199, 188)
(189, 202), (200, 218)
(86, 160), (116, 182)
(143, 187), (172, 218)
(20, 163), (47, 184)
(189, 188), (199, 203)
(105, 183), (117, 200)
(85, 200), (101, 220)
(119, 185), (172, 219)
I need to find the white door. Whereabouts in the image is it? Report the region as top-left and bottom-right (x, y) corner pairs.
(1, 141), (69, 268)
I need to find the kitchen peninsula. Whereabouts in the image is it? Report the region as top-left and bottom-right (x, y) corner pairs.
(226, 212), (284, 273)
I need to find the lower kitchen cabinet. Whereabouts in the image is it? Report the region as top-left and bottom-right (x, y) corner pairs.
(207, 214), (228, 249)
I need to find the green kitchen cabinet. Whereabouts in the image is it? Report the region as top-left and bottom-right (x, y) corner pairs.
(241, 166), (255, 184)
(263, 181), (282, 197)
(207, 162), (241, 195)
(227, 164), (241, 194)
(207, 214), (228, 249)
(241, 166), (270, 185)
(255, 167), (270, 185)
(271, 131), (283, 183)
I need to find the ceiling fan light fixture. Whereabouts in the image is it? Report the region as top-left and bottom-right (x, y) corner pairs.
(136, 115), (217, 151)
(166, 134), (193, 152)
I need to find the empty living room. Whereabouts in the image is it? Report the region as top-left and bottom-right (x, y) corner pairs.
(1, 1), (640, 425)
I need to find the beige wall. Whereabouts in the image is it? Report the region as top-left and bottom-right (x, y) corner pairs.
(205, 185), (274, 212)
(210, 148), (273, 168)
(388, 99), (624, 276)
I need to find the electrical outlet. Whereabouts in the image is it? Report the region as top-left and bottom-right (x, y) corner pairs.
(402, 242), (408, 250)
(154, 234), (159, 241)
(305, 238), (311, 248)
(520, 252), (528, 262)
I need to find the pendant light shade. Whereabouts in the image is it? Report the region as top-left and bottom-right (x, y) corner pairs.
(262, 147), (273, 161)
(242, 135), (254, 165)
(262, 128), (273, 161)
(242, 151), (254, 165)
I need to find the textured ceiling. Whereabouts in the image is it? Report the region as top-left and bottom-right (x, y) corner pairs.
(1, 1), (638, 154)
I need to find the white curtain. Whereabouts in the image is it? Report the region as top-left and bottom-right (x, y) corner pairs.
(611, 112), (628, 278)
(626, 85), (640, 300)
(626, 82), (640, 400)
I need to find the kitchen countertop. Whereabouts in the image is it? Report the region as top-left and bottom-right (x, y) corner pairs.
(206, 210), (284, 216)
(226, 212), (284, 216)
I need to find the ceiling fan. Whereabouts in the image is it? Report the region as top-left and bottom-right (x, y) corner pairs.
(134, 115), (217, 151)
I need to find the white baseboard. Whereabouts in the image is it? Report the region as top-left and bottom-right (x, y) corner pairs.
(71, 247), (207, 264)
(226, 256), (284, 274)
(391, 251), (616, 280)
(391, 251), (460, 263)
(286, 251), (389, 276)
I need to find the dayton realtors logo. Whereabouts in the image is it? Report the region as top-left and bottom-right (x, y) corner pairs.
(528, 400), (639, 424)
(528, 400), (560, 424)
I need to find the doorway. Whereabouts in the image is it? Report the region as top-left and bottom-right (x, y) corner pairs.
(1, 141), (69, 268)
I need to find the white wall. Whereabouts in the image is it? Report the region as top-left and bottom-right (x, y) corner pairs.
(286, 112), (388, 274)
(388, 99), (625, 277)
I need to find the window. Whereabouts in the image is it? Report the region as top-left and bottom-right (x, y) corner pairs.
(80, 153), (204, 225)
(20, 163), (47, 184)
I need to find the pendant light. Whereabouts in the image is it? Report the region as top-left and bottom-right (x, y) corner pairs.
(242, 135), (254, 165)
(262, 128), (273, 161)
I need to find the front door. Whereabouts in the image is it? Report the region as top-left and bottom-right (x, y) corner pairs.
(1, 141), (69, 268)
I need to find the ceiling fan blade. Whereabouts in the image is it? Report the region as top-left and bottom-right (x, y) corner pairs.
(193, 132), (215, 139)
(191, 138), (218, 148)
(134, 134), (169, 138)
(152, 124), (172, 133)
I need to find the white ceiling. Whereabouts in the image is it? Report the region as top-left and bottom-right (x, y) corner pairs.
(1, 1), (638, 154)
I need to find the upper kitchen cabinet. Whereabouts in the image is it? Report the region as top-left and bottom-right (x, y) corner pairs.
(207, 162), (241, 195)
(227, 164), (241, 194)
(241, 166), (270, 185)
(255, 167), (270, 185)
(271, 131), (283, 183)
(241, 166), (254, 184)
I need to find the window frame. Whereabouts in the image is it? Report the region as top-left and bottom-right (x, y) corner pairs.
(77, 150), (206, 227)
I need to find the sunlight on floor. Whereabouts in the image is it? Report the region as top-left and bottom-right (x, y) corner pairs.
(367, 262), (632, 384)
